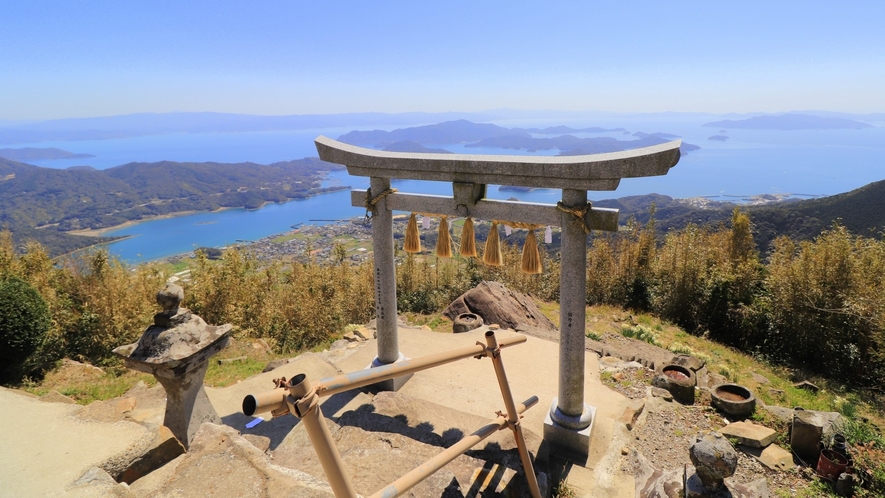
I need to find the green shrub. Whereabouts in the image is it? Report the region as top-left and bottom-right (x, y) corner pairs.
(0, 277), (51, 383)
(619, 324), (660, 346)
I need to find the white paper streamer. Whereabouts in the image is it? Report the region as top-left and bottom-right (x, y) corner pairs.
(545, 226), (553, 244)
(505, 226), (512, 236)
(422, 216), (430, 230)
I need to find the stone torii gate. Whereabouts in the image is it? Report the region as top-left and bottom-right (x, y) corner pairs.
(315, 135), (681, 457)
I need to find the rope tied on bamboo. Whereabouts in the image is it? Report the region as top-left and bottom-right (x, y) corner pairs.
(556, 201), (593, 234)
(363, 188), (398, 219)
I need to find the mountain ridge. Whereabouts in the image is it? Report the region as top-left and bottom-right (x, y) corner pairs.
(703, 113), (873, 130)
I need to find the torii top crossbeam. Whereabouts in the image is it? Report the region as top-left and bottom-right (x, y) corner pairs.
(315, 135), (680, 459)
(315, 135), (681, 191)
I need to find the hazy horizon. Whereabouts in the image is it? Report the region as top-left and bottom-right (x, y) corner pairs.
(3, 2), (884, 120)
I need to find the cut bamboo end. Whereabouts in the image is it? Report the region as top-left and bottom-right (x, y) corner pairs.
(521, 229), (542, 274)
(404, 213), (422, 253)
(436, 216), (452, 258)
(459, 217), (477, 258)
(483, 221), (503, 266)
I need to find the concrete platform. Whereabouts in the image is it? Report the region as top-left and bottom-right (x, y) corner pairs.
(0, 325), (634, 497)
(321, 326), (634, 498)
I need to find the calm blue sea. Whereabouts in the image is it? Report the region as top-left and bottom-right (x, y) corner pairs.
(16, 117), (884, 264)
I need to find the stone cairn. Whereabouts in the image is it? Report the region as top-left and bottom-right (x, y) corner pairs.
(687, 432), (738, 495)
(684, 431), (769, 498)
(114, 283), (232, 449)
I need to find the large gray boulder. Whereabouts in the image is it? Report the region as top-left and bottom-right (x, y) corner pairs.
(443, 281), (556, 333)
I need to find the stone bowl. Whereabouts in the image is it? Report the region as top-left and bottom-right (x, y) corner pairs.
(652, 364), (696, 404)
(453, 313), (483, 333)
(711, 383), (756, 419)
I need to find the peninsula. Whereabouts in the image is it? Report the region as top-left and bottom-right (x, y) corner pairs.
(0, 156), (344, 256)
(0, 147), (95, 162)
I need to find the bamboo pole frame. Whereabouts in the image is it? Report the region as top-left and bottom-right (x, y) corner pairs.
(243, 332), (541, 498)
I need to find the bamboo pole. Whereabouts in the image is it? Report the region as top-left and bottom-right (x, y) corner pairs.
(313, 334), (526, 398)
(287, 374), (357, 498)
(484, 331), (542, 498)
(368, 396), (539, 498)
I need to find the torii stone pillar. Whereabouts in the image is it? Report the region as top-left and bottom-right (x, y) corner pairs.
(544, 188), (595, 455)
(368, 176), (410, 391)
(315, 136), (681, 457)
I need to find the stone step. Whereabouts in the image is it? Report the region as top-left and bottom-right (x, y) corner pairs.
(719, 421), (777, 448)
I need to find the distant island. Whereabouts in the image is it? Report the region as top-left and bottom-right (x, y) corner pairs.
(703, 113), (872, 130)
(633, 132), (680, 139)
(498, 185), (537, 193)
(2, 111), (879, 147)
(339, 119), (700, 156)
(0, 112), (497, 145)
(0, 147), (95, 162)
(0, 156), (344, 256)
(339, 119), (526, 147)
(381, 141), (451, 154)
(522, 126), (626, 134)
(708, 135), (729, 141)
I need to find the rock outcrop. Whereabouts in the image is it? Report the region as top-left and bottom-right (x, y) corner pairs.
(443, 281), (556, 333)
(145, 423), (335, 497)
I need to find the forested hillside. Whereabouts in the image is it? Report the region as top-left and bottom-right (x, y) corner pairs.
(600, 180), (885, 255)
(0, 157), (343, 255)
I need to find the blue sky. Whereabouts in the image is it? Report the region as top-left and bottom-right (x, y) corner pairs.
(2, 1), (884, 120)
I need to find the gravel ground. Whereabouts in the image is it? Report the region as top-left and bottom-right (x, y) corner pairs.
(607, 365), (814, 496)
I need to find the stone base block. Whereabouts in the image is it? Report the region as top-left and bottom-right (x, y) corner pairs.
(362, 354), (414, 393)
(684, 467), (770, 498)
(543, 401), (596, 463)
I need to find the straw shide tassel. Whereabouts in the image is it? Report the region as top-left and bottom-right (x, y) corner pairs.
(459, 217), (477, 257)
(404, 213), (422, 253)
(436, 216), (452, 258)
(483, 221), (503, 266)
(521, 229), (542, 274)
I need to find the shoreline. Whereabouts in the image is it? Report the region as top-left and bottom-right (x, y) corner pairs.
(66, 209), (233, 237)
(65, 185), (351, 238)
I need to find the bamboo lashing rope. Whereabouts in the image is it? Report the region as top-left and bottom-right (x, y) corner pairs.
(556, 201), (593, 234)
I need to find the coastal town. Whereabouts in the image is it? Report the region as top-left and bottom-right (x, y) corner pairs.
(156, 190), (807, 270)
(162, 214), (565, 269)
